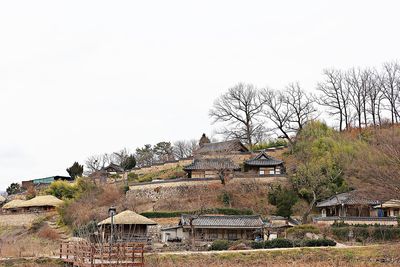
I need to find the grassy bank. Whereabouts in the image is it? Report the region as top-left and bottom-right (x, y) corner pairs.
(146, 245), (400, 267)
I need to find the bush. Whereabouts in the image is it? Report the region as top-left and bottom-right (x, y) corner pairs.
(37, 225), (60, 240)
(209, 240), (229, 250)
(127, 173), (138, 181)
(264, 238), (294, 248)
(286, 224), (320, 239)
(331, 226), (400, 242)
(250, 241), (264, 249)
(45, 180), (77, 199)
(302, 239), (336, 247)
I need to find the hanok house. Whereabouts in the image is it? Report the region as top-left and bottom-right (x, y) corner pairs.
(97, 210), (157, 243)
(2, 195), (64, 213)
(178, 214), (264, 242)
(103, 163), (125, 175)
(183, 158), (240, 178)
(314, 191), (398, 226)
(194, 139), (249, 156)
(244, 151), (284, 176)
(374, 199), (400, 217)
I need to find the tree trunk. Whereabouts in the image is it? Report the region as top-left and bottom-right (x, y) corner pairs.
(302, 191), (317, 224)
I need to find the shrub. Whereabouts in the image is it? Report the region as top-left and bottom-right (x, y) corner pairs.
(286, 224), (320, 239)
(219, 191), (231, 206)
(37, 225), (60, 240)
(127, 172), (138, 181)
(45, 180), (77, 199)
(331, 226), (400, 242)
(209, 240), (229, 250)
(250, 241), (264, 249)
(264, 238), (294, 248)
(302, 239), (336, 247)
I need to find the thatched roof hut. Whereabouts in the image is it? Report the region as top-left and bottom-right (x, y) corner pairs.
(98, 210), (157, 226)
(2, 199), (25, 210)
(98, 210), (157, 243)
(18, 195), (64, 208)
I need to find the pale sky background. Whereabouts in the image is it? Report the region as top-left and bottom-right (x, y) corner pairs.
(1, 1), (400, 191)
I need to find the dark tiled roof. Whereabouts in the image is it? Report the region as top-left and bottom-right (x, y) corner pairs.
(183, 158), (240, 171)
(316, 191), (380, 208)
(245, 151), (283, 166)
(103, 163), (124, 173)
(180, 214), (263, 228)
(195, 140), (249, 154)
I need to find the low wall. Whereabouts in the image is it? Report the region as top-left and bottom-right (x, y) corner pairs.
(314, 216), (398, 226)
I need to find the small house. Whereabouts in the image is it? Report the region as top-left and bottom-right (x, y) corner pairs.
(374, 199), (400, 217)
(2, 195), (63, 213)
(244, 151), (284, 176)
(2, 199), (25, 213)
(102, 163), (125, 175)
(98, 210), (157, 243)
(177, 214), (264, 242)
(183, 158), (240, 178)
(314, 191), (398, 226)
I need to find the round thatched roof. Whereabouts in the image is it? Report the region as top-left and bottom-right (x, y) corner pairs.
(2, 199), (25, 209)
(98, 210), (157, 226)
(18, 195), (64, 208)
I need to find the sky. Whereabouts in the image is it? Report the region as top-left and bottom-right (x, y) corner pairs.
(1, 0), (400, 191)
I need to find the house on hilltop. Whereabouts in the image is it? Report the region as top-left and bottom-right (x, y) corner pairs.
(103, 163), (125, 174)
(183, 158), (240, 178)
(244, 151), (285, 176)
(194, 139), (249, 156)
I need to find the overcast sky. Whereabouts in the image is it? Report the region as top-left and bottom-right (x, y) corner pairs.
(1, 1), (399, 191)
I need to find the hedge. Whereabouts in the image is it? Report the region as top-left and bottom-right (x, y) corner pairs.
(332, 226), (400, 241)
(251, 238), (336, 249)
(141, 208), (253, 218)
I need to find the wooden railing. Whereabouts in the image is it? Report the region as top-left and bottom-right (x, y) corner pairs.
(60, 241), (144, 267)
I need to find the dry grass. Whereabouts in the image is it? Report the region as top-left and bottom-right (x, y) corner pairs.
(146, 245), (400, 266)
(37, 225), (60, 240)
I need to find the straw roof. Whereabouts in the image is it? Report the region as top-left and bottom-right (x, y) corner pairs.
(0, 195), (5, 203)
(18, 195), (64, 208)
(98, 210), (157, 226)
(2, 199), (25, 209)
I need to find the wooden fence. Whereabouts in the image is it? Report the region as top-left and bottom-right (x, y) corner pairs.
(60, 241), (144, 266)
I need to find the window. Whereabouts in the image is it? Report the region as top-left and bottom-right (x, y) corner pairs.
(228, 231), (237, 240)
(275, 167), (281, 174)
(259, 168), (265, 176)
(394, 209), (399, 216)
(268, 168), (275, 175)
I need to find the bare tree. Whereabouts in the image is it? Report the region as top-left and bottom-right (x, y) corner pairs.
(261, 88), (294, 145)
(209, 83), (266, 147)
(364, 68), (382, 126)
(317, 69), (351, 131)
(380, 61), (400, 124)
(85, 154), (111, 174)
(346, 68), (365, 130)
(283, 82), (317, 131)
(173, 140), (191, 159)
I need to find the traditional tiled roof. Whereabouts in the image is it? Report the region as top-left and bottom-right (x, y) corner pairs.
(180, 214), (263, 229)
(103, 163), (124, 173)
(316, 191), (380, 208)
(195, 140), (249, 155)
(245, 151), (283, 167)
(183, 158), (240, 171)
